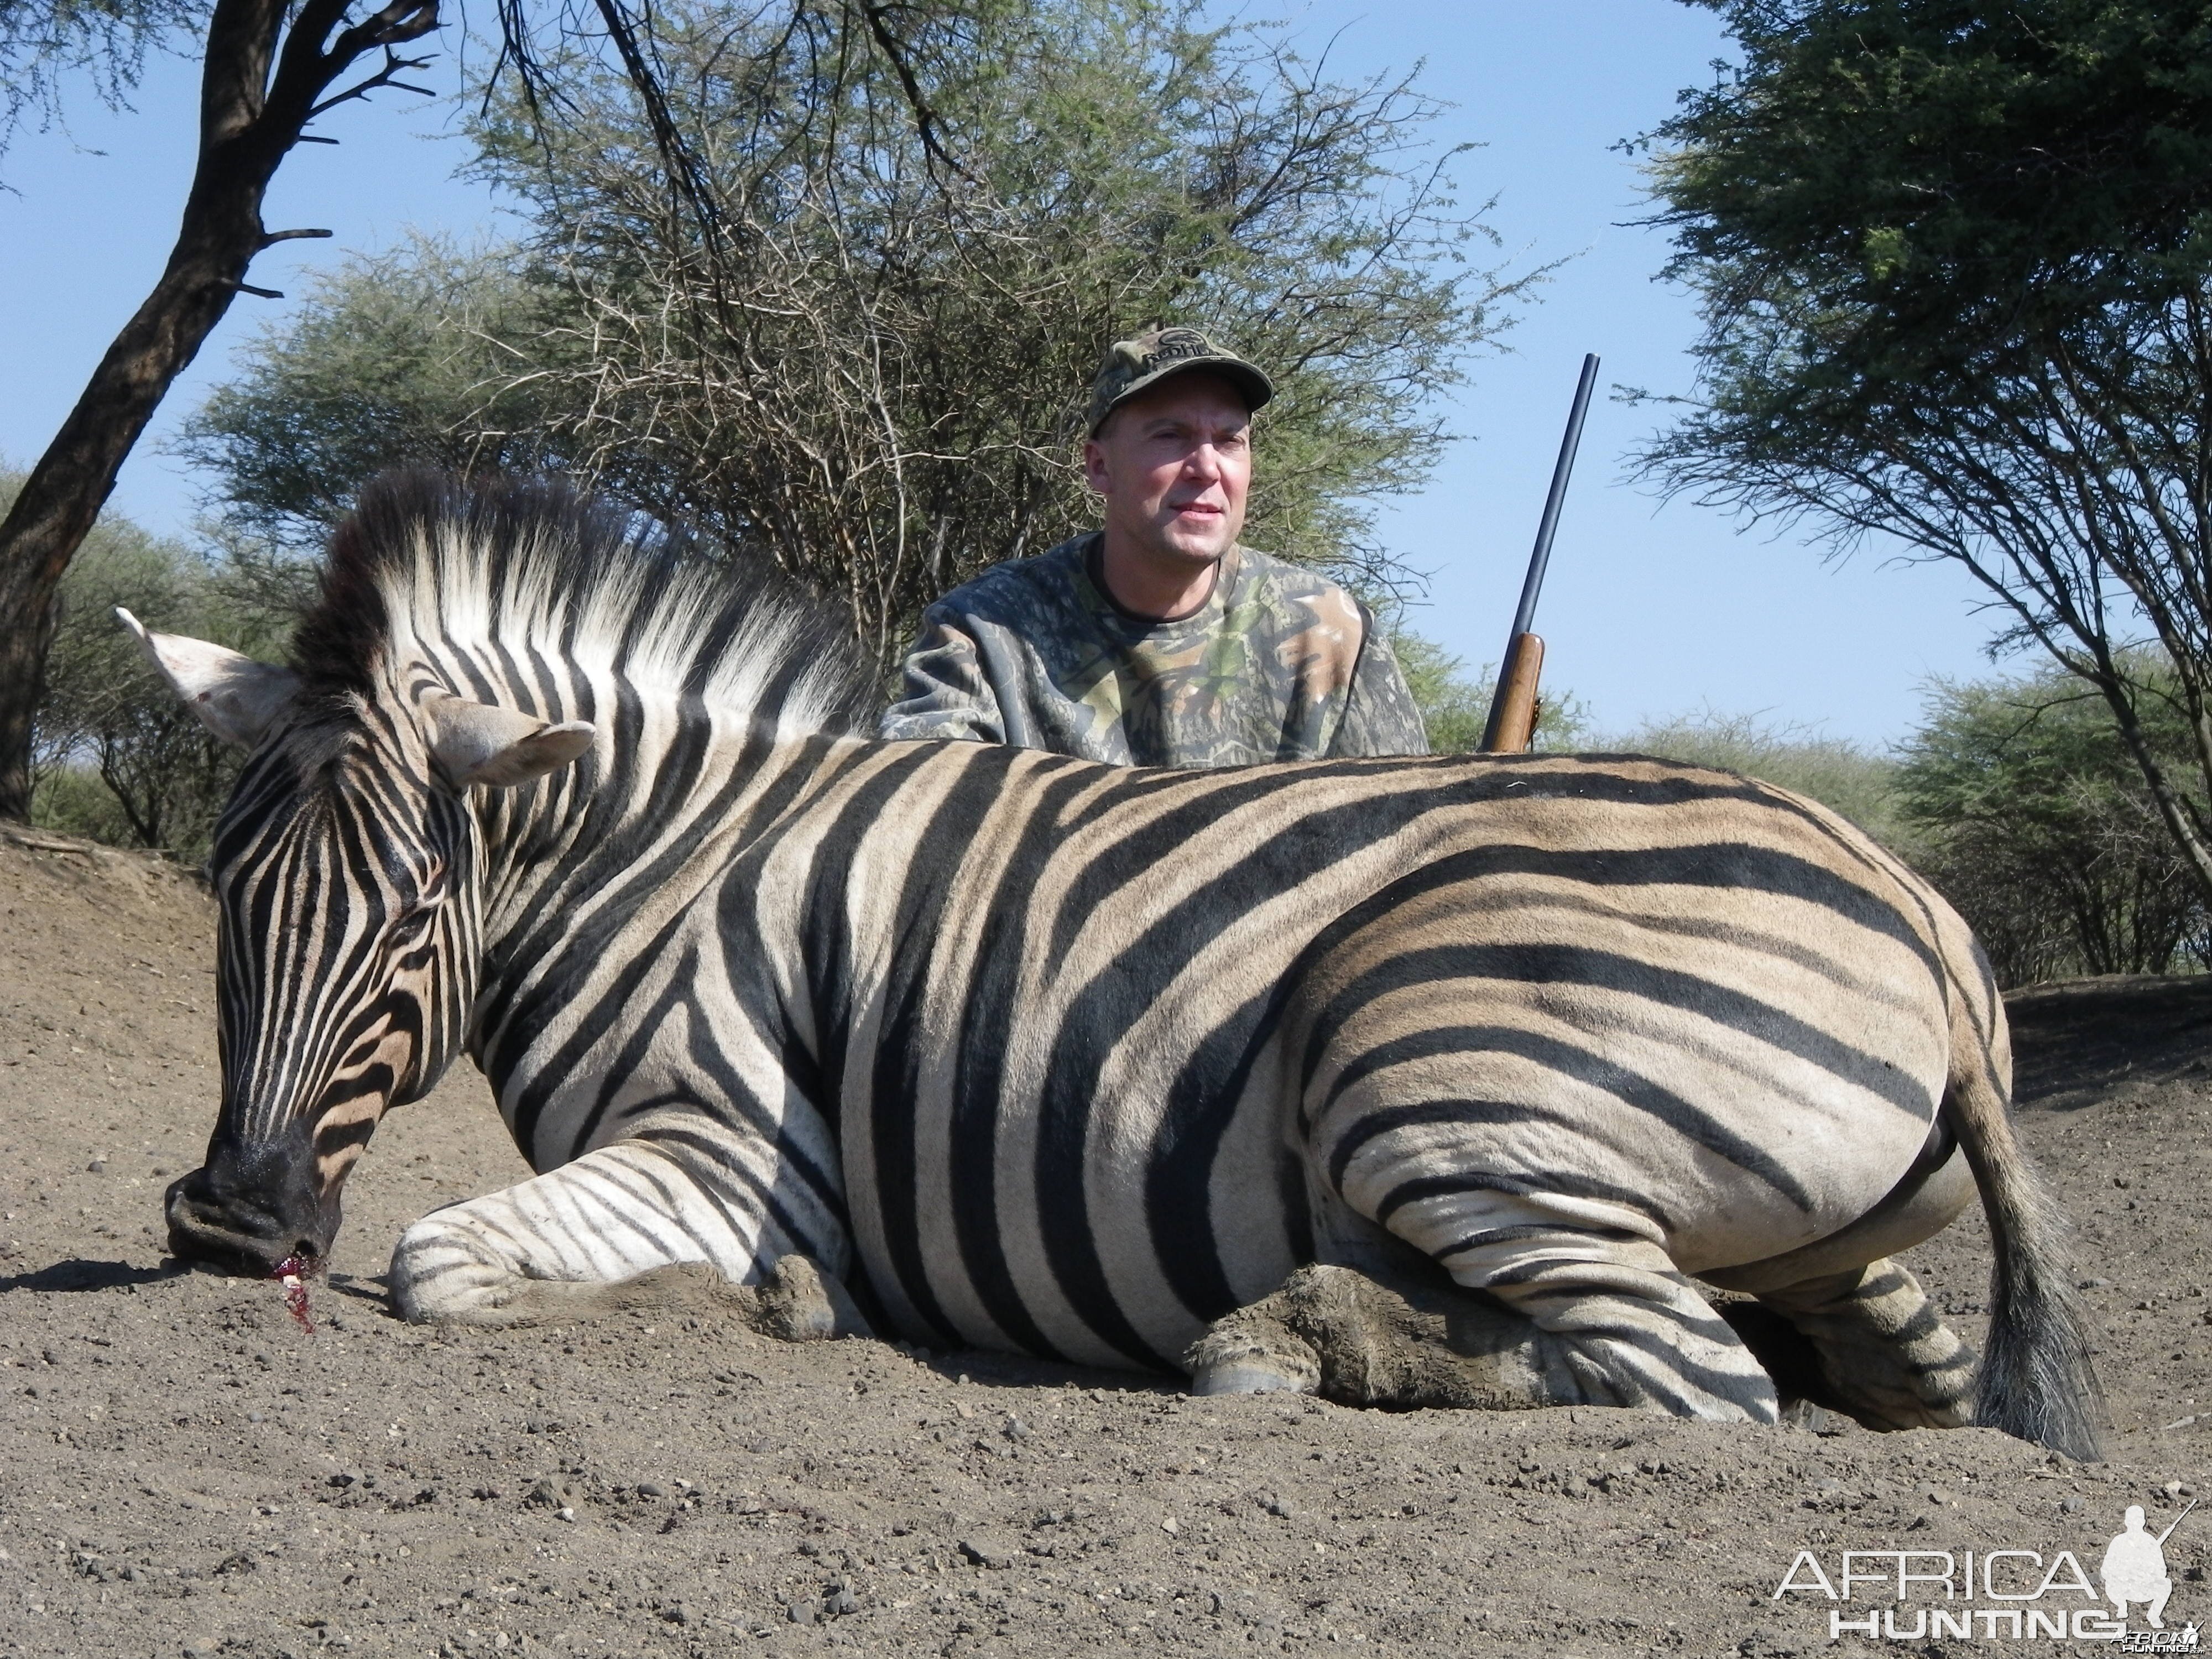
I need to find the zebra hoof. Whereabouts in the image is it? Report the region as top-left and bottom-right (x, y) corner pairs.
(1185, 1314), (1321, 1398)
(1191, 1359), (1318, 1397)
(753, 1254), (873, 1343)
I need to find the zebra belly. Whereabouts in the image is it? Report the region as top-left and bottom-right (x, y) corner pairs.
(841, 1042), (1305, 1373)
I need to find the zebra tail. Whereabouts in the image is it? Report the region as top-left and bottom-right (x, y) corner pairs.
(1944, 1006), (2106, 1463)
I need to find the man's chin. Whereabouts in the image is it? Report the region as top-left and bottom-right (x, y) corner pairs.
(1158, 522), (1235, 562)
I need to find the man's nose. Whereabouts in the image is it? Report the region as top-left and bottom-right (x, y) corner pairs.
(1181, 442), (1225, 480)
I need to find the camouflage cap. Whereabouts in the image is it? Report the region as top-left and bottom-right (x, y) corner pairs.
(1085, 326), (1274, 436)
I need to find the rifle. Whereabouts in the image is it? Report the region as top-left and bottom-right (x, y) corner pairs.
(1479, 352), (1600, 754)
(2158, 1499), (2197, 1547)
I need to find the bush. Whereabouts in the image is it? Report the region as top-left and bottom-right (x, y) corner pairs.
(1896, 665), (2210, 988)
(1608, 708), (1915, 855)
(180, 0), (1530, 664)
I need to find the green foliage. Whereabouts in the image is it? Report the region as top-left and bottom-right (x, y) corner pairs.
(185, 0), (1531, 661)
(1897, 661), (2211, 986)
(1609, 708), (1915, 854)
(178, 239), (577, 551)
(7, 472), (295, 859)
(1655, 2), (2212, 390)
(1395, 630), (1589, 753)
(1641, 0), (2212, 910)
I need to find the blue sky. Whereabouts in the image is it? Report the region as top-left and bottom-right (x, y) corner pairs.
(0, 2), (2005, 743)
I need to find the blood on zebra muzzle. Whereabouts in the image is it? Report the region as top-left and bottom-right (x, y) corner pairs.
(165, 1133), (340, 1277)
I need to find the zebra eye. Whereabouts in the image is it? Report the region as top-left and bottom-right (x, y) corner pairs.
(387, 901), (442, 953)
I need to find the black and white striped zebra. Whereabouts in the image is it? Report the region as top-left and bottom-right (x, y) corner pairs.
(135, 471), (2101, 1459)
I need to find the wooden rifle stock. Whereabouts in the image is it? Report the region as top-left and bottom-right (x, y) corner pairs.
(1481, 632), (1545, 754)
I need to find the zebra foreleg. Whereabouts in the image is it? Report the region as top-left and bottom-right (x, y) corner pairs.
(386, 1139), (870, 1339)
(1747, 1259), (1975, 1431)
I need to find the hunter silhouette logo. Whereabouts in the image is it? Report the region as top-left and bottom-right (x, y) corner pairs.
(2104, 1503), (2193, 1631)
(1773, 1499), (2199, 1646)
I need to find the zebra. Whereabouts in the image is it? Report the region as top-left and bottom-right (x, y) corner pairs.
(132, 469), (2102, 1460)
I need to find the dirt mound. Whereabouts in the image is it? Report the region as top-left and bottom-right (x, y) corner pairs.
(2009, 972), (2212, 1106)
(2, 830), (2209, 1658)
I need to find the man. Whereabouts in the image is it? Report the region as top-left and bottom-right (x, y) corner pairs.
(878, 326), (1428, 765)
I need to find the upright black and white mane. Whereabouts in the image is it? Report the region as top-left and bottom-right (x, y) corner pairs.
(288, 469), (880, 737)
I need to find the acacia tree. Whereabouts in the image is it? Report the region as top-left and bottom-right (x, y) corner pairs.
(0, 0), (448, 823)
(1639, 0), (2212, 902)
(182, 0), (1522, 664)
(0, 0), (959, 822)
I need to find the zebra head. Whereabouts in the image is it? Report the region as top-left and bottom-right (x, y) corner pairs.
(122, 609), (594, 1277)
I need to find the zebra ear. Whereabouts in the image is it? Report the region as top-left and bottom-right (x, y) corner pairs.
(118, 608), (301, 749)
(422, 691), (596, 790)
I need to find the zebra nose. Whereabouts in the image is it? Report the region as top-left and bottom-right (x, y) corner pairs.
(164, 1165), (330, 1276)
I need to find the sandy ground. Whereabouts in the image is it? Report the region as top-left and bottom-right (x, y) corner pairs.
(2, 825), (2210, 1658)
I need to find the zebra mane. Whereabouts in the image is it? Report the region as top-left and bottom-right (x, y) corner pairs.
(291, 469), (880, 736)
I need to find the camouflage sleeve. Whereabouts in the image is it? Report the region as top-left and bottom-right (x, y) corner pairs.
(877, 608), (1007, 743)
(1328, 613), (1430, 757)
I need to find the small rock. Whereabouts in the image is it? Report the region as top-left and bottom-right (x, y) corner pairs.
(635, 1481), (665, 1499)
(2080, 1278), (2111, 1290)
(2062, 1495), (2084, 1514)
(826, 1587), (859, 1617)
(1816, 1478), (1844, 1495)
(2167, 1480), (2190, 1501)
(1160, 1517), (1179, 1535)
(1002, 1416), (1030, 1441)
(86, 1160), (106, 1174)
(786, 1599), (817, 1625)
(958, 1533), (1020, 1569)
(182, 1640), (217, 1657)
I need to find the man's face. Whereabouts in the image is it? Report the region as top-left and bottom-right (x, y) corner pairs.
(1083, 373), (1253, 568)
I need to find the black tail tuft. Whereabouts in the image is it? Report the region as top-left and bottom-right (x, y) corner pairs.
(1973, 1162), (2106, 1462)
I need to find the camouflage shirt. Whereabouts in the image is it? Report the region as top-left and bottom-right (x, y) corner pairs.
(878, 533), (1429, 766)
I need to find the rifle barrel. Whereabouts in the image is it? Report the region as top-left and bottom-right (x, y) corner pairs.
(2157, 1498), (2197, 1546)
(1508, 352), (1601, 639)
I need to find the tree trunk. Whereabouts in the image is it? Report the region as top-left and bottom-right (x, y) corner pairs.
(2096, 674), (2212, 912)
(0, 0), (436, 822)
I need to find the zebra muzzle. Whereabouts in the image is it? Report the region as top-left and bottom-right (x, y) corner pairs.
(163, 1160), (335, 1277)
